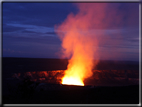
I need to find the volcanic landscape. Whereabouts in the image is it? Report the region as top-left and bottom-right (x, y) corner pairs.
(2, 57), (139, 104)
(2, 2), (140, 105)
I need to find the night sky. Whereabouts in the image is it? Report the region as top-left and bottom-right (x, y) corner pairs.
(2, 2), (139, 61)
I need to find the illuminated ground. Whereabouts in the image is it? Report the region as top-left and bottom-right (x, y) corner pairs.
(2, 57), (139, 104)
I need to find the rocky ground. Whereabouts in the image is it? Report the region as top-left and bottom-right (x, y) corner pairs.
(2, 57), (140, 104)
(2, 79), (139, 104)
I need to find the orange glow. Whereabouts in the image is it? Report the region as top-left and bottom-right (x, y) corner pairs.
(55, 3), (123, 86)
(55, 3), (104, 86)
(62, 76), (84, 86)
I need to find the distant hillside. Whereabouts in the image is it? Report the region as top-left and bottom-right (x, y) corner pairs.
(2, 57), (139, 72)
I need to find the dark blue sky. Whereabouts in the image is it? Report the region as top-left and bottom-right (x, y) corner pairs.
(2, 2), (139, 61)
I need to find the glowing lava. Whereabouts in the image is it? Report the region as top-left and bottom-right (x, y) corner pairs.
(61, 65), (85, 86)
(62, 76), (84, 86)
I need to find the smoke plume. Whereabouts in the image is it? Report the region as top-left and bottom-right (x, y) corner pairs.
(55, 3), (123, 85)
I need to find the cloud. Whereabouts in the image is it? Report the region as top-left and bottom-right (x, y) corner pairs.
(3, 24), (24, 32)
(2, 3), (139, 60)
(2, 3), (78, 27)
(3, 23), (57, 39)
(6, 23), (54, 34)
(3, 48), (30, 54)
(3, 35), (62, 58)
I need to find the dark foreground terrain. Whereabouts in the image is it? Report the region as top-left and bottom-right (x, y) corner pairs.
(2, 57), (140, 104)
(3, 83), (139, 104)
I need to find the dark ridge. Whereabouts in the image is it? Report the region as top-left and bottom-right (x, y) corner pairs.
(2, 57), (139, 73)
